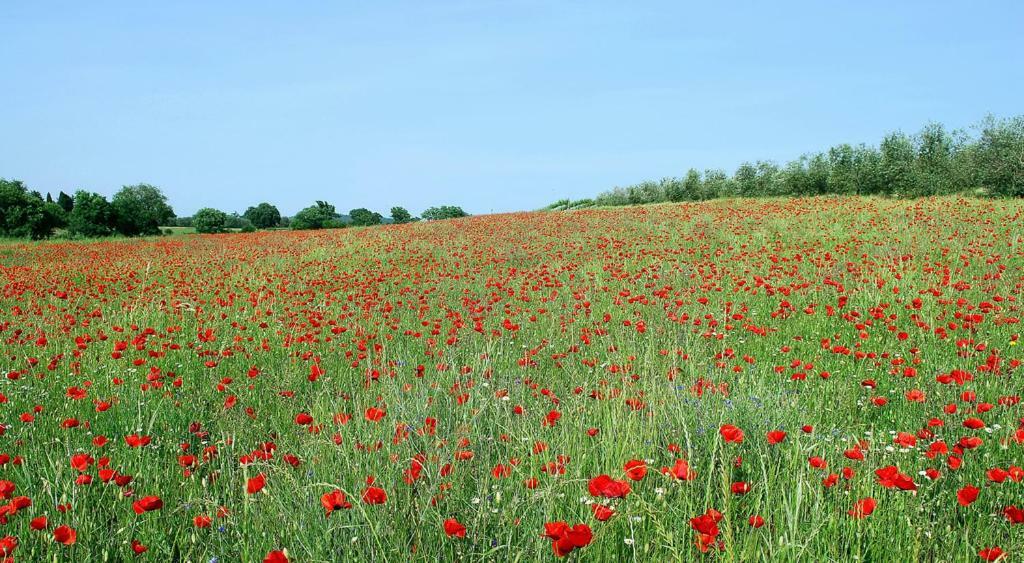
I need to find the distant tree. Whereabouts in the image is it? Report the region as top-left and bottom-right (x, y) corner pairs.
(243, 203), (281, 229)
(349, 208), (384, 226)
(880, 132), (918, 197)
(852, 144), (885, 195)
(175, 216), (194, 228)
(701, 169), (730, 199)
(291, 201), (338, 230)
(57, 191), (75, 213)
(914, 122), (955, 195)
(974, 115), (1024, 197)
(193, 208), (228, 234)
(421, 206), (469, 221)
(754, 161), (781, 196)
(224, 213), (252, 230)
(67, 190), (116, 237)
(681, 169), (703, 200)
(390, 206), (413, 224)
(828, 144), (858, 195)
(111, 184), (175, 236)
(733, 163), (758, 197)
(662, 177), (683, 202)
(0, 178), (65, 239)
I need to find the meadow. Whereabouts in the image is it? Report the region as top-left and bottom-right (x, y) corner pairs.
(0, 196), (1021, 562)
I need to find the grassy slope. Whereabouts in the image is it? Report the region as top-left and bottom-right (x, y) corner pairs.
(0, 196), (1021, 562)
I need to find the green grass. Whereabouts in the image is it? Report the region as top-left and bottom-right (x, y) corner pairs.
(0, 196), (1021, 562)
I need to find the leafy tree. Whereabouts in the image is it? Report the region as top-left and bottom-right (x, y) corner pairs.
(111, 184), (175, 236)
(663, 177), (685, 202)
(390, 206), (414, 224)
(702, 169), (730, 199)
(828, 144), (858, 195)
(682, 169), (704, 200)
(974, 115), (1024, 197)
(291, 201), (338, 230)
(754, 161), (781, 196)
(421, 206), (469, 220)
(880, 132), (918, 197)
(243, 203), (282, 229)
(57, 191), (75, 213)
(224, 213), (252, 230)
(193, 208), (228, 233)
(734, 163), (758, 197)
(0, 178), (65, 239)
(67, 190), (116, 237)
(914, 122), (955, 195)
(349, 208), (384, 226)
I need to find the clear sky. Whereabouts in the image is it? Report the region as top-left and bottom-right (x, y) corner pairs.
(2, 2), (1022, 216)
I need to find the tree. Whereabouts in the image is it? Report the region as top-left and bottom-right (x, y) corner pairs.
(828, 144), (858, 195)
(67, 190), (116, 237)
(390, 206), (413, 224)
(0, 178), (65, 239)
(243, 203), (282, 229)
(349, 208), (383, 226)
(663, 177), (685, 202)
(111, 184), (175, 236)
(224, 213), (252, 230)
(914, 122), (954, 195)
(702, 169), (730, 199)
(880, 132), (917, 197)
(974, 115), (1024, 197)
(421, 206), (469, 221)
(57, 191), (75, 213)
(733, 163), (758, 197)
(193, 208), (228, 233)
(291, 201), (339, 230)
(754, 161), (781, 196)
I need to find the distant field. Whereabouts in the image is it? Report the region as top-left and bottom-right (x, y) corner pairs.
(0, 196), (1021, 561)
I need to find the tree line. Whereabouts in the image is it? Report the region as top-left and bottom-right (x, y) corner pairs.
(546, 115), (1024, 210)
(0, 179), (468, 239)
(184, 203), (468, 234)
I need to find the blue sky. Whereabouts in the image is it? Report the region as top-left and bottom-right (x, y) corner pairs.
(2, 2), (1022, 216)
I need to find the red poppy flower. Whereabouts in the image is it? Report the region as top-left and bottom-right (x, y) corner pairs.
(623, 459), (647, 481)
(977, 547), (1005, 562)
(719, 424), (744, 444)
(53, 525), (76, 545)
(132, 495), (163, 514)
(848, 497), (876, 519)
(443, 518), (467, 538)
(247, 473), (267, 495)
(362, 486), (388, 505)
(957, 485), (979, 507)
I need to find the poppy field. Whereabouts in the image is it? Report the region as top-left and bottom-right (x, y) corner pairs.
(1, 196), (1022, 562)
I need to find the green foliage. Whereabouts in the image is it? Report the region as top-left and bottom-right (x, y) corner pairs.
(0, 178), (65, 239)
(224, 213), (252, 230)
(67, 190), (116, 237)
(349, 208), (384, 226)
(57, 191), (74, 213)
(243, 203), (282, 229)
(193, 208), (229, 234)
(558, 115), (1024, 209)
(390, 206), (413, 224)
(974, 115), (1024, 197)
(291, 201), (338, 230)
(112, 184), (175, 236)
(421, 205), (469, 221)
